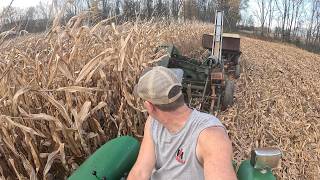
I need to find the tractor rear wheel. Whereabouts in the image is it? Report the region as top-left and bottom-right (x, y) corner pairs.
(235, 56), (240, 65)
(222, 80), (235, 107)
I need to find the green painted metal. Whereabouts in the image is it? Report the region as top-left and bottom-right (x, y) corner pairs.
(237, 160), (276, 180)
(68, 136), (140, 180)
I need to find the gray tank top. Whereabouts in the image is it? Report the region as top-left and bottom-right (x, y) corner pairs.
(150, 109), (225, 180)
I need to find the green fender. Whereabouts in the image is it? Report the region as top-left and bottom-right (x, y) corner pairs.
(69, 136), (277, 180)
(68, 136), (140, 180)
(237, 160), (276, 180)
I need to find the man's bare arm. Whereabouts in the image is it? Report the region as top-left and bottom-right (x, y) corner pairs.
(127, 116), (155, 180)
(197, 127), (237, 180)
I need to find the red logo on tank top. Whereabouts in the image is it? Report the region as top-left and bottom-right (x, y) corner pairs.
(175, 147), (186, 164)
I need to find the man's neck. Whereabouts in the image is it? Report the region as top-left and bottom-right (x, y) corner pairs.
(157, 105), (193, 134)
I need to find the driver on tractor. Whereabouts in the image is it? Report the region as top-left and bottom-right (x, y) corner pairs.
(128, 66), (237, 180)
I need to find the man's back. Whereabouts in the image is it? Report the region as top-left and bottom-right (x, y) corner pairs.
(150, 109), (224, 180)
(128, 66), (236, 180)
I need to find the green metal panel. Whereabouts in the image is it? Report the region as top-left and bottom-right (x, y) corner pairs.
(68, 136), (140, 180)
(237, 160), (276, 180)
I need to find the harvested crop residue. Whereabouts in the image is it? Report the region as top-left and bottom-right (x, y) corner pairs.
(219, 37), (320, 179)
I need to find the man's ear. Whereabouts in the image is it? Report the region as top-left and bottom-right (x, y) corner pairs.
(144, 101), (155, 113)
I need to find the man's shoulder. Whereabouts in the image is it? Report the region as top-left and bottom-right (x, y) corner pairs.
(192, 109), (222, 126)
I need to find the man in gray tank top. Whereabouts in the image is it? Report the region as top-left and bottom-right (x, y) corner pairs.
(128, 66), (237, 180)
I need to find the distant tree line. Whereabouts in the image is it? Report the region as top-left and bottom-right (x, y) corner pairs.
(240, 0), (320, 53)
(0, 0), (248, 34)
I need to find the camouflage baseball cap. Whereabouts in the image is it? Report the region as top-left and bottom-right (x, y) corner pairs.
(134, 66), (183, 105)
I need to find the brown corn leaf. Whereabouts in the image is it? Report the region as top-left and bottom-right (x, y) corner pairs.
(12, 87), (30, 116)
(58, 62), (74, 80)
(8, 158), (25, 180)
(72, 108), (90, 155)
(47, 55), (59, 87)
(43, 143), (64, 179)
(40, 92), (73, 126)
(118, 29), (133, 71)
(24, 132), (41, 173)
(84, 63), (101, 83)
(90, 101), (107, 114)
(1, 116), (45, 137)
(21, 155), (37, 180)
(75, 49), (113, 83)
(55, 86), (103, 93)
(78, 101), (91, 124)
(18, 106), (63, 129)
(1, 128), (20, 158)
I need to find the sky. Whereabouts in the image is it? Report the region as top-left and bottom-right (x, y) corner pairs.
(0, 0), (260, 16)
(0, 0), (261, 15)
(0, 0), (43, 9)
(0, 0), (262, 28)
(242, 0), (311, 29)
(0, 0), (308, 29)
(240, 0), (259, 25)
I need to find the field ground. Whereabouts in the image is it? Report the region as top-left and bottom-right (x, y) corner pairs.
(219, 37), (320, 179)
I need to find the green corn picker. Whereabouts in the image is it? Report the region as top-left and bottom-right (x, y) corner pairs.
(69, 10), (282, 180)
(155, 11), (241, 113)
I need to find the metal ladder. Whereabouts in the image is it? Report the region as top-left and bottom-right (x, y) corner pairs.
(212, 10), (224, 64)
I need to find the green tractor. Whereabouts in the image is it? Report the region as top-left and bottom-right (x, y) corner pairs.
(69, 136), (281, 180)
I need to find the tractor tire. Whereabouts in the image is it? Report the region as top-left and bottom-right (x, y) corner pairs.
(235, 56), (240, 65)
(235, 64), (240, 79)
(222, 80), (235, 107)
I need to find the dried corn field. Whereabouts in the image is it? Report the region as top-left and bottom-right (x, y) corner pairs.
(0, 18), (319, 180)
(0, 19), (212, 179)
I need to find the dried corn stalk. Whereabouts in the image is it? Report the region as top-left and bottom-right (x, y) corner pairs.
(0, 16), (212, 179)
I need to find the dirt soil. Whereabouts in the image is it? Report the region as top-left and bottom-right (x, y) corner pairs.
(219, 37), (320, 179)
